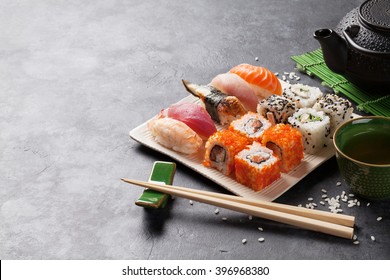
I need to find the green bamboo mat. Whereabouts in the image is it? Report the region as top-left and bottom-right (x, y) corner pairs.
(291, 49), (390, 117)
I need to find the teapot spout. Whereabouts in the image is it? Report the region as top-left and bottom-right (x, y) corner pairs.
(314, 29), (347, 74)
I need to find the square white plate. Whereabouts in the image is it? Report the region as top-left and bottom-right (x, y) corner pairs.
(130, 94), (338, 201)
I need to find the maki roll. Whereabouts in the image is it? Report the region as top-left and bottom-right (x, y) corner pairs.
(235, 142), (281, 191)
(257, 95), (296, 124)
(229, 112), (272, 143)
(288, 108), (331, 154)
(313, 93), (353, 137)
(261, 124), (304, 173)
(203, 130), (249, 176)
(283, 83), (323, 108)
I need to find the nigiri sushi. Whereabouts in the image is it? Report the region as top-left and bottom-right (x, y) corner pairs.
(148, 117), (203, 154)
(161, 102), (217, 139)
(182, 80), (247, 125)
(210, 72), (258, 112)
(229, 63), (282, 99)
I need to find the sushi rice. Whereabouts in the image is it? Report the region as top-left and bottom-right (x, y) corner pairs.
(257, 95), (296, 124)
(283, 83), (323, 108)
(313, 93), (353, 139)
(229, 112), (272, 143)
(288, 108), (331, 154)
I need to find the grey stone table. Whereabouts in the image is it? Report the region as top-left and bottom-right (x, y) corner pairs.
(1, 0), (389, 260)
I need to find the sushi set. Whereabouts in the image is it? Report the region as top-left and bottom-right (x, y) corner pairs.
(130, 63), (356, 201)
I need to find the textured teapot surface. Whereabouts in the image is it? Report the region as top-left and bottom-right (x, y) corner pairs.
(335, 0), (390, 53)
(314, 0), (390, 90)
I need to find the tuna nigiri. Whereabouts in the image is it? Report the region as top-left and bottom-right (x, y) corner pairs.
(182, 79), (247, 125)
(162, 102), (217, 139)
(210, 72), (258, 112)
(148, 117), (203, 154)
(229, 64), (282, 99)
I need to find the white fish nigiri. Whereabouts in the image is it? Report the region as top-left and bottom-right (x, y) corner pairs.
(162, 102), (217, 139)
(148, 117), (202, 154)
(210, 72), (258, 112)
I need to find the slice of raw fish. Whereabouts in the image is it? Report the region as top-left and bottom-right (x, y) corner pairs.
(229, 64), (282, 99)
(210, 72), (258, 112)
(162, 102), (217, 139)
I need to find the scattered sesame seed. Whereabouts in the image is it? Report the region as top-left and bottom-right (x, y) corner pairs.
(367, 203), (370, 207)
(258, 227), (264, 232)
(222, 217), (228, 221)
(274, 72), (279, 76)
(297, 204), (302, 207)
(248, 215), (253, 220)
(336, 182), (342, 186)
(214, 209), (219, 215)
(377, 217), (382, 221)
(353, 240), (360, 245)
(189, 200), (193, 205)
(321, 189), (327, 193)
(353, 234), (358, 240)
(242, 239), (247, 244)
(371, 235), (376, 241)
(307, 197), (314, 201)
(258, 237), (265, 242)
(255, 57), (259, 61)
(319, 201), (325, 206)
(322, 194), (328, 198)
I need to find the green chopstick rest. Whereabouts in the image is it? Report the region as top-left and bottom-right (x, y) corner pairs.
(135, 161), (176, 209)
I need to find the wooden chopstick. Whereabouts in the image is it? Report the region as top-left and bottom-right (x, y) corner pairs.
(121, 178), (354, 239)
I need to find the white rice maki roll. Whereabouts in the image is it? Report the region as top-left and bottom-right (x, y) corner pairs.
(313, 93), (353, 138)
(288, 108), (331, 154)
(283, 83), (323, 108)
(257, 95), (296, 124)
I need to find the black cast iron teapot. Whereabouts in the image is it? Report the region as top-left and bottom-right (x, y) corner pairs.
(314, 0), (390, 91)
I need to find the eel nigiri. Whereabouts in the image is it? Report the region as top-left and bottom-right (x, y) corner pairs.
(161, 102), (217, 139)
(182, 79), (247, 125)
(229, 64), (282, 99)
(210, 72), (258, 112)
(148, 117), (203, 154)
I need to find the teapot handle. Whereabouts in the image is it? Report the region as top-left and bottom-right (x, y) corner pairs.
(343, 25), (390, 58)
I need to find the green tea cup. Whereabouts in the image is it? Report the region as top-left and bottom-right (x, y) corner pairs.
(333, 116), (390, 200)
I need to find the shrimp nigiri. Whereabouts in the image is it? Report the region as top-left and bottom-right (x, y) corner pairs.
(182, 79), (247, 125)
(162, 102), (217, 139)
(210, 72), (258, 112)
(148, 117), (202, 154)
(229, 64), (282, 99)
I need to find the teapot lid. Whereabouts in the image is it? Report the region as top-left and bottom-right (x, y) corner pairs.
(359, 0), (390, 33)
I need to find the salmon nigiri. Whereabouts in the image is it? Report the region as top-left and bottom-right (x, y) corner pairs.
(210, 72), (258, 112)
(229, 64), (282, 99)
(162, 102), (217, 139)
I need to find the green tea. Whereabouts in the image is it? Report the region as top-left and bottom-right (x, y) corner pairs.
(341, 131), (390, 165)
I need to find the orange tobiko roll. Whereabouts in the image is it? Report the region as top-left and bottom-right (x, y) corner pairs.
(235, 142), (281, 191)
(261, 124), (304, 173)
(203, 130), (249, 176)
